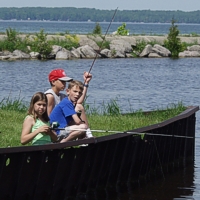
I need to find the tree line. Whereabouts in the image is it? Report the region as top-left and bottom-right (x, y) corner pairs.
(0, 7), (200, 23)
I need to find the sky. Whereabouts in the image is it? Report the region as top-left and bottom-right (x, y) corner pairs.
(1, 0), (200, 11)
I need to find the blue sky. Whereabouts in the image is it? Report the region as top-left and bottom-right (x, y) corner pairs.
(1, 0), (200, 11)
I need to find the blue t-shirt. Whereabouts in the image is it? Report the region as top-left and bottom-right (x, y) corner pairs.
(50, 97), (76, 131)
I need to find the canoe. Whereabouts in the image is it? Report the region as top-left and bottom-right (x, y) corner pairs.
(0, 106), (198, 199)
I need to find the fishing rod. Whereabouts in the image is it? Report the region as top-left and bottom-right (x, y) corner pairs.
(51, 127), (195, 139)
(76, 8), (118, 120)
(86, 7), (118, 76)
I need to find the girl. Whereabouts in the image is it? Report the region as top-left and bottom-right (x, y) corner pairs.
(21, 92), (57, 145)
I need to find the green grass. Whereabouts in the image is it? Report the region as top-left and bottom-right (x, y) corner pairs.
(0, 98), (186, 148)
(87, 102), (186, 137)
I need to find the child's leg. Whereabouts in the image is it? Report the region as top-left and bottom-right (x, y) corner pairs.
(60, 124), (87, 143)
(75, 104), (94, 138)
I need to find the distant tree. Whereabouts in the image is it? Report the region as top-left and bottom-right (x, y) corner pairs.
(92, 22), (102, 35)
(0, 8), (200, 23)
(164, 18), (183, 58)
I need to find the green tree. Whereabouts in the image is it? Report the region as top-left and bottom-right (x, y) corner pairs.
(0, 28), (24, 52)
(164, 18), (183, 58)
(92, 22), (102, 35)
(31, 29), (52, 59)
(117, 23), (129, 36)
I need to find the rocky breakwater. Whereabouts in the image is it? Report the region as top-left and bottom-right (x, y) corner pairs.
(1, 34), (200, 60)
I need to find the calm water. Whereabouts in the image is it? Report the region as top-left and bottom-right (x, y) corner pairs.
(1, 20), (200, 35)
(0, 57), (200, 199)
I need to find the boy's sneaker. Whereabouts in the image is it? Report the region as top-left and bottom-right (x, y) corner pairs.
(86, 128), (93, 138)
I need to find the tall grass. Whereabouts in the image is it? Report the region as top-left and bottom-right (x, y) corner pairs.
(0, 96), (27, 112)
(0, 98), (186, 148)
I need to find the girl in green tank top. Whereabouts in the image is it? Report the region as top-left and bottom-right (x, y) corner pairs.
(21, 92), (57, 145)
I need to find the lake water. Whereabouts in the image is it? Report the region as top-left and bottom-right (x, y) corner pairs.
(0, 57), (200, 199)
(1, 20), (200, 35)
(1, 21), (200, 199)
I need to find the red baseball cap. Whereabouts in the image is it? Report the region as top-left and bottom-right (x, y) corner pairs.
(48, 69), (73, 82)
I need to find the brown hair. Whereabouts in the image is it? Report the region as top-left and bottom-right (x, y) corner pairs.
(28, 92), (49, 122)
(68, 80), (84, 91)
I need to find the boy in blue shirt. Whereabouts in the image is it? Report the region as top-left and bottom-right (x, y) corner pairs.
(45, 68), (93, 138)
(50, 80), (89, 142)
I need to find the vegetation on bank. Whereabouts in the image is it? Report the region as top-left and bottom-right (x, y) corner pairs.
(0, 28), (80, 58)
(0, 7), (200, 23)
(0, 97), (186, 148)
(164, 19), (184, 57)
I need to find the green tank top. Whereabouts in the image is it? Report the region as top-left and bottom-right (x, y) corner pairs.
(25, 115), (52, 145)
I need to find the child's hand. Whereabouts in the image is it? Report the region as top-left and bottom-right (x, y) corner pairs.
(37, 125), (50, 134)
(83, 72), (92, 84)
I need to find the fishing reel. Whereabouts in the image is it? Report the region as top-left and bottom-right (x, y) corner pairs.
(50, 122), (60, 129)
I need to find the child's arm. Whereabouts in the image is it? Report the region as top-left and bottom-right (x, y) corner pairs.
(21, 116), (51, 145)
(46, 94), (55, 116)
(72, 113), (85, 125)
(46, 130), (57, 142)
(77, 72), (92, 104)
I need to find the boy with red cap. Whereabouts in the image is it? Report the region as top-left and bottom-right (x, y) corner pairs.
(50, 80), (88, 142)
(45, 68), (93, 138)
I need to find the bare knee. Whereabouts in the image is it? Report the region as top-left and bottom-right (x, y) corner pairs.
(79, 123), (88, 130)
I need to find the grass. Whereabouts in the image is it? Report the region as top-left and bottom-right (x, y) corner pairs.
(87, 102), (186, 137)
(0, 98), (186, 148)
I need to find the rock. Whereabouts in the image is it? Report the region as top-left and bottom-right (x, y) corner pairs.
(52, 45), (62, 54)
(30, 52), (40, 59)
(112, 50), (125, 58)
(100, 49), (112, 58)
(179, 36), (200, 45)
(148, 53), (162, 58)
(71, 47), (82, 58)
(126, 53), (134, 58)
(55, 48), (71, 60)
(121, 36), (137, 47)
(78, 35), (100, 51)
(179, 50), (200, 57)
(134, 36), (167, 45)
(46, 35), (66, 41)
(110, 39), (133, 54)
(152, 44), (171, 57)
(12, 50), (30, 59)
(105, 36), (136, 47)
(76, 45), (100, 59)
(8, 56), (22, 60)
(1, 34), (200, 60)
(27, 46), (31, 51)
(139, 44), (153, 57)
(187, 45), (200, 51)
(0, 56), (10, 60)
(0, 50), (12, 56)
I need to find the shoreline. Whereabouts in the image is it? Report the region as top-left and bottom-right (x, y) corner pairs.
(1, 34), (200, 60)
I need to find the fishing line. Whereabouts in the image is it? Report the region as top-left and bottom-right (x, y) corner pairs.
(86, 7), (118, 76)
(51, 127), (195, 139)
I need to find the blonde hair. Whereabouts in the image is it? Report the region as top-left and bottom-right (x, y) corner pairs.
(68, 80), (84, 91)
(28, 92), (49, 122)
